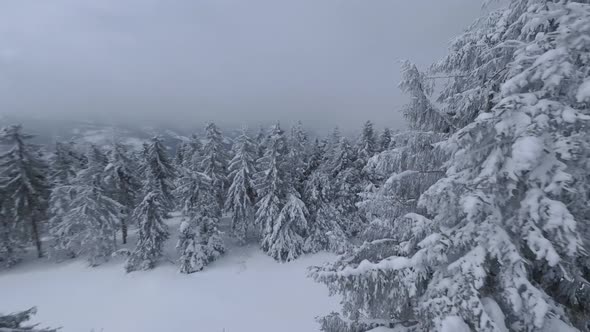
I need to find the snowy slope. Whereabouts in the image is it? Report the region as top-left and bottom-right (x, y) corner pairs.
(0, 215), (340, 332)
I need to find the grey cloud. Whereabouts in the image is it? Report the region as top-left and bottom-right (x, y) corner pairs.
(0, 0), (483, 132)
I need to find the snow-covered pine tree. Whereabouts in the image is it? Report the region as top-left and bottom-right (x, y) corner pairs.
(49, 141), (80, 186)
(255, 124), (287, 257)
(49, 144), (107, 259)
(125, 191), (169, 272)
(0, 189), (22, 268)
(358, 131), (446, 241)
(201, 122), (229, 208)
(177, 173), (225, 273)
(255, 126), (268, 160)
(327, 136), (364, 237)
(50, 145), (122, 266)
(255, 123), (308, 261)
(356, 120), (377, 163)
(183, 133), (203, 170)
(104, 142), (141, 244)
(289, 121), (309, 193)
(266, 190), (308, 262)
(143, 136), (176, 214)
(303, 170), (349, 254)
(324, 126), (342, 166)
(378, 127), (392, 152)
(314, 1), (590, 331)
(225, 128), (257, 243)
(174, 141), (187, 169)
(305, 138), (326, 178)
(0, 125), (50, 259)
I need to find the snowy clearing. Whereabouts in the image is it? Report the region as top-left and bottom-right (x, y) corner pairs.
(0, 216), (340, 332)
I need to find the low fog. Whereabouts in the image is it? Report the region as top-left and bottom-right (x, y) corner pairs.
(0, 0), (483, 131)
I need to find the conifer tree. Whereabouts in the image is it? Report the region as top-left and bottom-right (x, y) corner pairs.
(289, 121), (309, 192)
(51, 145), (122, 266)
(183, 133), (203, 170)
(125, 191), (169, 272)
(378, 127), (392, 152)
(0, 192), (21, 267)
(225, 128), (257, 243)
(265, 190), (308, 262)
(255, 123), (309, 261)
(305, 138), (326, 178)
(356, 120), (377, 163)
(328, 137), (363, 236)
(177, 174), (225, 273)
(0, 125), (50, 259)
(201, 123), (229, 207)
(104, 143), (140, 244)
(303, 171), (349, 254)
(143, 136), (176, 214)
(49, 141), (80, 186)
(314, 1), (590, 331)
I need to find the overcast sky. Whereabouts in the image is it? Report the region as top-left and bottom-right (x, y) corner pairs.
(0, 0), (483, 131)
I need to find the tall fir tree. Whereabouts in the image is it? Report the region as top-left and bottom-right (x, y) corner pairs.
(183, 133), (203, 170)
(51, 145), (122, 266)
(104, 142), (141, 244)
(125, 191), (169, 272)
(327, 136), (364, 236)
(0, 125), (50, 259)
(288, 121), (309, 193)
(314, 1), (590, 331)
(303, 170), (349, 254)
(143, 136), (176, 214)
(177, 173), (225, 273)
(378, 127), (392, 152)
(201, 123), (229, 208)
(225, 128), (257, 243)
(255, 123), (308, 262)
(356, 120), (377, 163)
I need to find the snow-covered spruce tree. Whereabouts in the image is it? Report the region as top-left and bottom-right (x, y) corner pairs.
(313, 1), (590, 331)
(324, 126), (342, 166)
(267, 190), (308, 262)
(255, 126), (268, 160)
(183, 133), (204, 170)
(0, 307), (57, 332)
(201, 122), (229, 208)
(327, 136), (364, 237)
(177, 174), (225, 273)
(358, 131), (446, 241)
(0, 125), (50, 259)
(255, 123), (308, 262)
(289, 121), (309, 193)
(125, 191), (169, 272)
(378, 127), (392, 152)
(0, 191), (22, 268)
(104, 142), (141, 244)
(143, 136), (176, 214)
(356, 120), (377, 163)
(305, 138), (326, 178)
(303, 170), (349, 254)
(225, 128), (257, 243)
(49, 141), (81, 187)
(174, 141), (187, 170)
(51, 145), (122, 266)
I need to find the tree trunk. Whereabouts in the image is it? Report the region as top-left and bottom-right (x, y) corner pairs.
(121, 219), (128, 244)
(30, 217), (43, 258)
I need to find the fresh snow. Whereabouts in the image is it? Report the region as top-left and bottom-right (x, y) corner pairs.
(481, 297), (508, 332)
(0, 215), (340, 332)
(440, 316), (470, 332)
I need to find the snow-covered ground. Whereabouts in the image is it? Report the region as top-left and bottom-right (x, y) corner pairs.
(0, 215), (340, 332)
